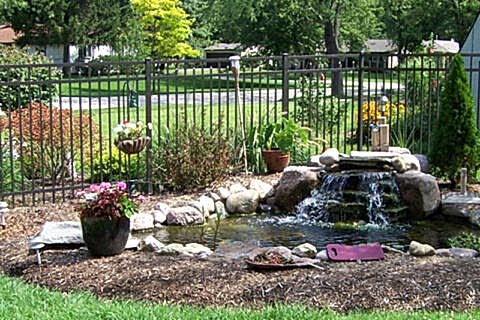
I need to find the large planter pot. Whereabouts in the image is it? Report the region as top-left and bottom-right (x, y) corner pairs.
(262, 149), (290, 173)
(117, 136), (151, 154)
(80, 215), (130, 256)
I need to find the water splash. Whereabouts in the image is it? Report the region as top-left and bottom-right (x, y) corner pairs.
(296, 171), (398, 226)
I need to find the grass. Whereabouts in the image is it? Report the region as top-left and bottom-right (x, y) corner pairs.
(0, 275), (478, 320)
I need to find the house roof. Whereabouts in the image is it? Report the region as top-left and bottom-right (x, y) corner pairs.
(364, 39), (398, 53)
(0, 24), (18, 44)
(204, 43), (242, 52)
(422, 39), (459, 53)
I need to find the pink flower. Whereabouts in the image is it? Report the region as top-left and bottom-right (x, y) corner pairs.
(117, 181), (127, 191)
(89, 184), (99, 193)
(99, 182), (111, 191)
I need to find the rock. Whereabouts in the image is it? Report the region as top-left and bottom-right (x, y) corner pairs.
(130, 212), (154, 231)
(435, 248), (478, 258)
(258, 203), (272, 213)
(189, 200), (207, 218)
(273, 166), (320, 212)
(315, 249), (329, 261)
(29, 221), (84, 249)
(140, 235), (165, 252)
(441, 193), (480, 227)
(226, 190), (260, 214)
(307, 155), (328, 168)
(213, 201), (228, 219)
(155, 202), (171, 215)
(395, 171), (441, 219)
(249, 179), (273, 199)
(158, 243), (188, 256)
(199, 195), (215, 214)
(125, 236), (142, 250)
(247, 246), (293, 262)
(381, 245), (405, 255)
(391, 156), (409, 173)
(388, 147), (411, 154)
(208, 192), (221, 202)
(229, 183), (247, 194)
(318, 148), (340, 166)
(166, 206), (204, 226)
(409, 241), (436, 256)
(184, 243), (213, 256)
(152, 209), (167, 225)
(292, 243), (317, 258)
(0, 207), (7, 228)
(414, 154), (430, 173)
(399, 154), (421, 171)
(217, 187), (231, 200)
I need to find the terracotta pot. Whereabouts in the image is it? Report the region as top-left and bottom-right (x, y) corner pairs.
(117, 136), (151, 154)
(262, 149), (290, 173)
(81, 215), (130, 256)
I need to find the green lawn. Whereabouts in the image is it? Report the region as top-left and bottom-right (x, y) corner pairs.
(0, 275), (477, 320)
(60, 73), (283, 97)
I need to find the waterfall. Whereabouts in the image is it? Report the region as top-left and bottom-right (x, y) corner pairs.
(296, 171), (400, 226)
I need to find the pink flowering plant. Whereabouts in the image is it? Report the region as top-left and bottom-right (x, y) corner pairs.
(77, 181), (138, 219)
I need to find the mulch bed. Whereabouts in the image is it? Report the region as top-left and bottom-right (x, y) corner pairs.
(1, 175), (480, 312)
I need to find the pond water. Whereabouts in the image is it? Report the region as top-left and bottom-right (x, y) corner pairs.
(153, 214), (480, 253)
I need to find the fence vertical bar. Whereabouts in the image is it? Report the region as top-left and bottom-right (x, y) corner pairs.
(145, 58), (153, 194)
(357, 52), (365, 150)
(282, 53), (289, 118)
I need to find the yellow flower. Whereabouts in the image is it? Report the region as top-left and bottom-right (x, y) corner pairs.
(362, 101), (405, 122)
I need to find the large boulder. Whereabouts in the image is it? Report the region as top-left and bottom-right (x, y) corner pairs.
(442, 193), (480, 227)
(226, 190), (260, 214)
(318, 148), (340, 166)
(130, 212), (155, 231)
(273, 166), (320, 212)
(395, 171), (440, 219)
(166, 206), (204, 226)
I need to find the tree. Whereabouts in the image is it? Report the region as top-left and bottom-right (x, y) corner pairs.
(1, 0), (136, 72)
(204, 0), (381, 95)
(131, 0), (199, 58)
(430, 54), (480, 185)
(381, 0), (480, 52)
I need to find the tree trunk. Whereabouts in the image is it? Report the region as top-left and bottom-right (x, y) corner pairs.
(62, 44), (71, 76)
(324, 20), (343, 97)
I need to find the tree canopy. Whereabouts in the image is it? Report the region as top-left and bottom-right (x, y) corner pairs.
(0, 0), (136, 62)
(131, 0), (199, 58)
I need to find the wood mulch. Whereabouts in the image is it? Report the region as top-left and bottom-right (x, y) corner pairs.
(1, 174), (480, 312)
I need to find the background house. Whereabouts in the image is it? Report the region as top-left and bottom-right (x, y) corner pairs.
(204, 43), (242, 67)
(363, 39), (399, 69)
(461, 12), (480, 127)
(0, 24), (112, 64)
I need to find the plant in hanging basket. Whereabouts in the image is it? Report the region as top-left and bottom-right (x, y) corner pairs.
(76, 181), (139, 256)
(113, 120), (152, 154)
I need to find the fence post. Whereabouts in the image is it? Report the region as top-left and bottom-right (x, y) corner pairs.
(357, 52), (365, 150)
(145, 58), (153, 194)
(282, 53), (289, 118)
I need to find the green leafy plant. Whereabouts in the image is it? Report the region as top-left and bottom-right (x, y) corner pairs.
(0, 46), (60, 110)
(90, 147), (145, 183)
(76, 181), (138, 219)
(259, 117), (318, 153)
(430, 54), (480, 184)
(0, 137), (24, 193)
(153, 125), (233, 191)
(447, 232), (480, 251)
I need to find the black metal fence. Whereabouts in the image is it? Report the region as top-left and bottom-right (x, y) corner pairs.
(0, 52), (478, 205)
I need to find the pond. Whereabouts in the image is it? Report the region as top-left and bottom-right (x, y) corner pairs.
(152, 214), (480, 254)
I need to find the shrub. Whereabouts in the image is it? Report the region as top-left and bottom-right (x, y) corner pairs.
(430, 54), (480, 184)
(90, 147), (145, 183)
(0, 46), (61, 110)
(448, 232), (480, 251)
(153, 126), (233, 190)
(0, 137), (23, 193)
(0, 102), (99, 182)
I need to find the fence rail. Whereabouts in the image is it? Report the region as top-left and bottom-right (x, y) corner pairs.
(0, 52), (478, 205)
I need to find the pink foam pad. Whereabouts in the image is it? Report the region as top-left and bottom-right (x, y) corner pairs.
(326, 243), (385, 261)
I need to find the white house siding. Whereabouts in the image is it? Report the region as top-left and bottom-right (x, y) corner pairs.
(461, 13), (480, 127)
(28, 44), (113, 64)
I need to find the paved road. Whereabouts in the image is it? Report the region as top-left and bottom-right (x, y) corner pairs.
(53, 84), (403, 110)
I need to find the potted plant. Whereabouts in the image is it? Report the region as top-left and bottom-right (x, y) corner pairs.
(259, 117), (317, 173)
(113, 120), (152, 154)
(76, 181), (138, 256)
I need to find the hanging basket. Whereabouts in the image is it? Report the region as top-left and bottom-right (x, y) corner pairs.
(116, 136), (151, 154)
